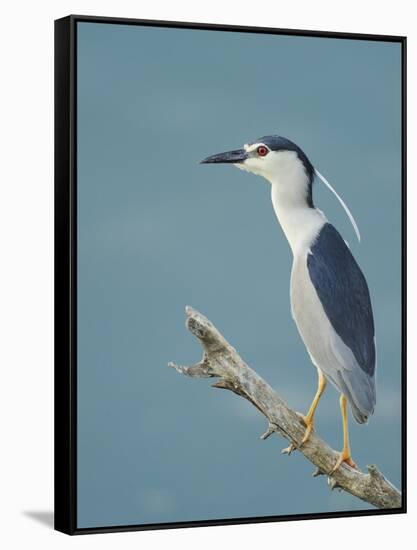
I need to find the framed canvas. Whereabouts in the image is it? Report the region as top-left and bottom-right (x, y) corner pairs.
(54, 14), (407, 535)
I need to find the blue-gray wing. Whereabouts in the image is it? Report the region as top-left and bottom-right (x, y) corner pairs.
(307, 223), (376, 422)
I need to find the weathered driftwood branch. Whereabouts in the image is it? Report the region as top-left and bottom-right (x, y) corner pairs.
(169, 306), (401, 510)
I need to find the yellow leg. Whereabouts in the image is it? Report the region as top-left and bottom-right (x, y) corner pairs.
(299, 369), (327, 445)
(330, 394), (357, 474)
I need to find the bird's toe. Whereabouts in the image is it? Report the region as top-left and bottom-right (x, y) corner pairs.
(294, 412), (315, 446)
(300, 422), (315, 445)
(329, 451), (358, 475)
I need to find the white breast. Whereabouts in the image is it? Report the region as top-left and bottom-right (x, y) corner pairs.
(290, 250), (358, 392)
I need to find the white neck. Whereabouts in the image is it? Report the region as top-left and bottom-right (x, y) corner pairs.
(270, 181), (326, 255)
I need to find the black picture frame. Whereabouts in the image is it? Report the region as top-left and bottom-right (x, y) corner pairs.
(54, 14), (407, 535)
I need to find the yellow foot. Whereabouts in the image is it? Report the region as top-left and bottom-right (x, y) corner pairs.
(282, 412), (315, 456)
(299, 413), (315, 446)
(330, 449), (357, 475)
(283, 413), (314, 453)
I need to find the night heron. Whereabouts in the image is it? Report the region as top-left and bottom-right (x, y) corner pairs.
(200, 135), (376, 473)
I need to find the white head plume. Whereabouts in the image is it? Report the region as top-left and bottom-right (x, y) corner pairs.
(315, 169), (361, 243)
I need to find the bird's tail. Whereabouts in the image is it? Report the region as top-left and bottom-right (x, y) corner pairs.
(336, 371), (376, 425)
(350, 401), (370, 424)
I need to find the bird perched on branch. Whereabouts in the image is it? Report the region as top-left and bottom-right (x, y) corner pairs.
(200, 135), (376, 473)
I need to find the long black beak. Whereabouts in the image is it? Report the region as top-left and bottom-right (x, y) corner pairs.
(200, 148), (248, 164)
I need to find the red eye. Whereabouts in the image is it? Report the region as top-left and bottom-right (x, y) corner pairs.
(257, 145), (268, 157)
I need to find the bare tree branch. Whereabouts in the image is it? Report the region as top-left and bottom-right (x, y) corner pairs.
(169, 306), (401, 510)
